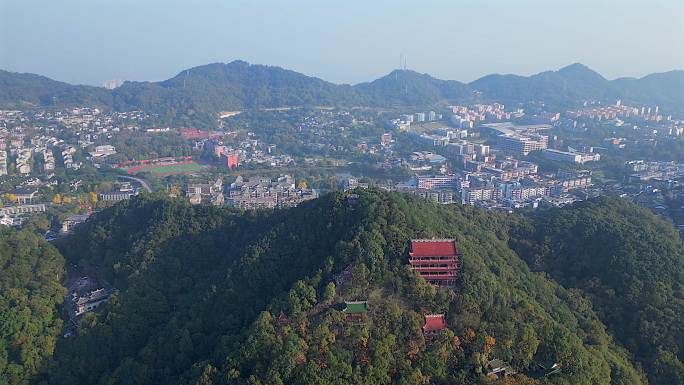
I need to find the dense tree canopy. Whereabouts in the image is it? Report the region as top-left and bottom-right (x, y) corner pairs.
(1, 191), (681, 385)
(510, 197), (684, 385)
(0, 229), (65, 385)
(38, 191), (651, 385)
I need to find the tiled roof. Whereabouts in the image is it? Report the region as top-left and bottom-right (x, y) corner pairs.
(422, 314), (447, 332)
(343, 301), (368, 314)
(410, 239), (457, 256)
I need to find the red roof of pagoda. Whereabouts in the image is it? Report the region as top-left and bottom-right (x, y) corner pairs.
(422, 314), (447, 332)
(410, 239), (457, 256)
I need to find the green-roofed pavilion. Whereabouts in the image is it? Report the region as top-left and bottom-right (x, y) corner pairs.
(344, 301), (368, 314)
(343, 301), (368, 321)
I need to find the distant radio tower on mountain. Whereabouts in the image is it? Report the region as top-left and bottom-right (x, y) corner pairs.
(398, 53), (407, 71)
(102, 79), (122, 90)
(397, 53), (402, 81)
(397, 53), (408, 95)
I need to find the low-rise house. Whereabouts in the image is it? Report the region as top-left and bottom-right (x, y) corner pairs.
(10, 188), (38, 204)
(187, 178), (224, 206)
(99, 183), (139, 203)
(89, 144), (117, 160)
(486, 359), (517, 378)
(61, 214), (90, 233)
(74, 288), (113, 316)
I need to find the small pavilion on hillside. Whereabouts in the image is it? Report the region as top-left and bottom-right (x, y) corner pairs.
(343, 301), (368, 322)
(277, 310), (290, 325)
(422, 314), (447, 338)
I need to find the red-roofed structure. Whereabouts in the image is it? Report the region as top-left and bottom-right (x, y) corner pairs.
(409, 239), (460, 287)
(277, 310), (290, 326)
(225, 153), (239, 169)
(180, 128), (222, 141)
(410, 241), (457, 257)
(422, 314), (447, 336)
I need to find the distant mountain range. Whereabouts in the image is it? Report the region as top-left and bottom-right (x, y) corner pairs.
(1, 60), (682, 119)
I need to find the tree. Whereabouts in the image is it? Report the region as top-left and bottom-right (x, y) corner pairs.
(322, 282), (336, 303)
(4, 193), (16, 203)
(40, 190), (649, 385)
(89, 192), (98, 205)
(0, 228), (66, 384)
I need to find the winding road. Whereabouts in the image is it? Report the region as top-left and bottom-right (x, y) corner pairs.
(118, 175), (153, 193)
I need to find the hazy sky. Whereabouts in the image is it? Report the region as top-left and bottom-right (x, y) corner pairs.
(1, 0), (683, 86)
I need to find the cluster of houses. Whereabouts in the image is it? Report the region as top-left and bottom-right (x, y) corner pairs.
(226, 175), (318, 209)
(0, 202), (45, 227)
(16, 148), (32, 174)
(185, 175), (318, 209)
(61, 144), (81, 170)
(187, 178), (224, 205)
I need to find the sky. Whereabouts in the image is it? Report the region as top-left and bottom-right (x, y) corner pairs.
(1, 0), (683, 86)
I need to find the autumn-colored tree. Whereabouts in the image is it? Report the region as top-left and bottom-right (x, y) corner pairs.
(297, 179), (308, 189)
(52, 194), (62, 205)
(485, 335), (496, 355)
(464, 328), (476, 343)
(169, 185), (182, 197)
(4, 193), (17, 203)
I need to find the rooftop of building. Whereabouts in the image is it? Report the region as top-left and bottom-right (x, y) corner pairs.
(422, 314), (447, 332)
(410, 239), (458, 256)
(343, 301), (368, 314)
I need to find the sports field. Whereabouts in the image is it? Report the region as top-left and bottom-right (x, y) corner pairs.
(121, 161), (207, 176)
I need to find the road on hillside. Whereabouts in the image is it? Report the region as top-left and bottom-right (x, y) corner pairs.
(118, 175), (153, 193)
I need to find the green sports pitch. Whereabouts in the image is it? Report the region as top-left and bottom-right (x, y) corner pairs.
(122, 161), (208, 176)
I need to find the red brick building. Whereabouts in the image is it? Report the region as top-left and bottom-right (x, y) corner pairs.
(409, 239), (461, 287)
(225, 153), (239, 169)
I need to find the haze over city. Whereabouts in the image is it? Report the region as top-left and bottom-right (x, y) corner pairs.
(1, 0), (683, 86)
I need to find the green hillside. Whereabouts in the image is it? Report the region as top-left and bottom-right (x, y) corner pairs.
(0, 229), (66, 385)
(2, 191), (682, 384)
(37, 191), (644, 384)
(510, 197), (684, 384)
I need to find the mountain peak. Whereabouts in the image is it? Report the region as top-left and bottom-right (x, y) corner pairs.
(383, 68), (429, 79)
(557, 62), (605, 81)
(559, 62), (591, 71)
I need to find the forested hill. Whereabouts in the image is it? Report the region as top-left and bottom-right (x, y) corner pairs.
(510, 197), (684, 385)
(0, 229), (66, 385)
(1, 191), (682, 384)
(2, 61), (683, 119)
(0, 70), (112, 109)
(32, 191), (646, 385)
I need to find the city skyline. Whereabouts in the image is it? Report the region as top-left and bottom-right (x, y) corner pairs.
(1, 0), (683, 86)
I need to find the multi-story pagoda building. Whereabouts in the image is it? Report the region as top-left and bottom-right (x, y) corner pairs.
(409, 239), (461, 287)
